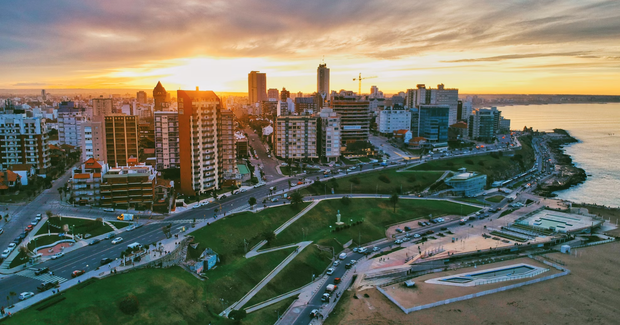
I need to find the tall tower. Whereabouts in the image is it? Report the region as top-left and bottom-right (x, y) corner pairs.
(317, 62), (330, 104)
(248, 71), (267, 104)
(153, 81), (168, 112)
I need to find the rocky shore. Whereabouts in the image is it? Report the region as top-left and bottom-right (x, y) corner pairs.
(535, 129), (587, 197)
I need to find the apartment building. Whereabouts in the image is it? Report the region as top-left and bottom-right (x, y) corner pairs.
(405, 84), (459, 125)
(377, 106), (411, 134)
(319, 108), (341, 161)
(468, 107), (501, 141)
(274, 115), (318, 159)
(331, 95), (371, 144)
(80, 119), (105, 162)
(0, 114), (50, 175)
(100, 163), (155, 209)
(69, 158), (108, 204)
(92, 97), (114, 116)
(104, 115), (139, 167)
(154, 111), (179, 170)
(218, 109), (239, 186)
(177, 89), (220, 196)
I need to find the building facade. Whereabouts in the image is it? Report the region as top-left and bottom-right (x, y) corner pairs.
(317, 63), (330, 103)
(100, 163), (156, 209)
(319, 108), (341, 160)
(92, 97), (114, 116)
(0, 114), (50, 175)
(217, 109), (238, 186)
(154, 111), (179, 170)
(444, 170), (487, 197)
(137, 91), (147, 104)
(377, 106), (411, 134)
(417, 105), (450, 143)
(69, 158), (107, 204)
(330, 96), (371, 144)
(267, 88), (279, 101)
(177, 89), (221, 196)
(81, 119), (105, 162)
(104, 115), (139, 167)
(153, 81), (169, 112)
(405, 84), (459, 125)
(468, 107), (501, 141)
(274, 115), (318, 159)
(248, 71), (267, 104)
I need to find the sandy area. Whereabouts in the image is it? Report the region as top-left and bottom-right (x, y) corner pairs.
(327, 241), (620, 325)
(382, 257), (559, 308)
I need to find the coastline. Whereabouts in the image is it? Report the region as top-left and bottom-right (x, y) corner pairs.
(535, 129), (587, 197)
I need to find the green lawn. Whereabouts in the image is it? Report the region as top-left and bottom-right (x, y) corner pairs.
(36, 216), (115, 237)
(408, 136), (536, 185)
(244, 297), (296, 324)
(28, 235), (64, 251)
(268, 198), (479, 252)
(246, 245), (332, 306)
(486, 195), (505, 203)
(302, 170), (443, 196)
(280, 166), (320, 176)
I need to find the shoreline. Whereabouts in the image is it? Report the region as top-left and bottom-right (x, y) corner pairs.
(535, 129), (587, 197)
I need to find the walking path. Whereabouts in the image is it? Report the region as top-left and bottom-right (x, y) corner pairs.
(422, 170), (451, 194)
(221, 241), (313, 317)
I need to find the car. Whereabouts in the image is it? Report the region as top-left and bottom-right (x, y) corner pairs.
(270, 197), (279, 202)
(25, 225), (34, 232)
(404, 226), (412, 231)
(13, 238), (21, 245)
(338, 252), (347, 260)
(358, 247), (368, 254)
(352, 247), (359, 253)
(51, 252), (64, 259)
(403, 237), (411, 242)
(30, 220), (38, 226)
(326, 267), (335, 275)
(321, 293), (330, 302)
(111, 237), (123, 244)
(372, 246), (380, 252)
(192, 204), (201, 209)
(89, 239), (100, 246)
(18, 232), (27, 240)
(8, 243), (16, 250)
(100, 257), (113, 265)
(35, 214), (42, 221)
(103, 208), (114, 212)
(395, 228), (404, 233)
(424, 222), (430, 226)
(334, 277), (341, 284)
(350, 259), (357, 265)
(345, 263), (352, 269)
(310, 309), (320, 318)
(37, 281), (59, 292)
(395, 239), (403, 244)
(440, 227), (448, 231)
(126, 225), (136, 232)
(34, 267), (49, 275)
(1, 249), (9, 259)
(72, 270), (86, 278)
(413, 233), (421, 238)
(220, 195), (227, 199)
(104, 233), (115, 240)
(19, 292), (35, 301)
(425, 230), (434, 235)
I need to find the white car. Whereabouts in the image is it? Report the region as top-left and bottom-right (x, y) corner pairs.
(338, 252), (347, 260)
(358, 247), (368, 253)
(395, 239), (403, 244)
(350, 259), (357, 265)
(333, 260), (340, 267)
(19, 292), (35, 301)
(413, 233), (421, 238)
(8, 243), (16, 251)
(35, 214), (42, 221)
(1, 249), (10, 259)
(372, 247), (380, 252)
(326, 267), (335, 275)
(51, 252), (64, 260)
(31, 220), (39, 226)
(111, 237), (123, 244)
(103, 208), (114, 212)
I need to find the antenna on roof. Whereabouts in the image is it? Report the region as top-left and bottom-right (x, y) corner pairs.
(321, 55), (325, 64)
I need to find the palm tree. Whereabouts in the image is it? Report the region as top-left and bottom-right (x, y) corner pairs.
(390, 192), (399, 213)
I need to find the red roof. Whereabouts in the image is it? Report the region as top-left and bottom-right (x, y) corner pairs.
(0, 170), (19, 182)
(48, 144), (62, 151)
(83, 158), (102, 169)
(412, 137), (427, 142)
(393, 129), (409, 135)
(74, 174), (90, 179)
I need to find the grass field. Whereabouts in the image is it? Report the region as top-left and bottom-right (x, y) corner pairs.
(408, 136), (535, 184)
(36, 216), (115, 237)
(246, 245), (332, 306)
(268, 199), (479, 252)
(281, 166), (320, 176)
(302, 169), (443, 196)
(486, 195), (505, 203)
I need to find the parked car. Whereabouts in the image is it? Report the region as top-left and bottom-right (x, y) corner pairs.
(100, 257), (113, 265)
(334, 277), (341, 284)
(1, 249), (10, 259)
(37, 281), (59, 292)
(352, 247), (359, 253)
(72, 270), (86, 278)
(310, 309), (320, 318)
(395, 239), (403, 244)
(25, 225), (34, 232)
(440, 227), (448, 231)
(350, 259), (357, 265)
(111, 237), (123, 244)
(358, 247), (368, 254)
(413, 233), (421, 238)
(19, 292), (35, 301)
(8, 243), (16, 251)
(395, 228), (404, 233)
(35, 214), (42, 221)
(338, 252), (347, 260)
(104, 233), (115, 240)
(326, 267), (335, 275)
(373, 246), (380, 252)
(345, 263), (352, 269)
(34, 267), (49, 276)
(404, 226), (412, 231)
(51, 252), (64, 260)
(425, 230), (434, 235)
(89, 239), (100, 246)
(103, 208), (114, 212)
(333, 260), (340, 267)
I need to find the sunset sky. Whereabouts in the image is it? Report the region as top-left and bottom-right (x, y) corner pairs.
(1, 0), (619, 94)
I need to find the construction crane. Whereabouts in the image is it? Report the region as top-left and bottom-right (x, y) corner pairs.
(353, 73), (377, 95)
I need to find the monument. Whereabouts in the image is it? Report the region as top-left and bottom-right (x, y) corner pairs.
(336, 210), (345, 226)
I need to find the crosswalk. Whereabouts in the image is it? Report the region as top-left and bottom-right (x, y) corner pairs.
(16, 269), (68, 284)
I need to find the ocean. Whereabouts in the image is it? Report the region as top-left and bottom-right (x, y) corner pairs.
(499, 103), (620, 208)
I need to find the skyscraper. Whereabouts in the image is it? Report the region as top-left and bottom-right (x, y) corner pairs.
(154, 111), (179, 170)
(248, 71), (267, 104)
(331, 94), (371, 144)
(317, 63), (330, 103)
(153, 81), (168, 112)
(104, 115), (139, 167)
(417, 105), (450, 143)
(137, 91), (147, 104)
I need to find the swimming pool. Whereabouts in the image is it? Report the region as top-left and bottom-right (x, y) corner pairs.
(425, 263), (548, 287)
(440, 265), (535, 283)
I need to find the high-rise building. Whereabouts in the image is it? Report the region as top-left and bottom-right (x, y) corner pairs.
(274, 115), (318, 159)
(69, 158), (108, 205)
(248, 71), (267, 104)
(405, 84), (459, 125)
(153, 81), (169, 112)
(417, 105), (450, 143)
(177, 89), (221, 196)
(468, 107), (501, 141)
(331, 94), (371, 144)
(137, 91), (147, 104)
(41, 89), (46, 101)
(0, 114), (51, 175)
(154, 111), (179, 170)
(319, 108), (341, 161)
(57, 101), (84, 147)
(104, 115), (139, 167)
(218, 110), (238, 185)
(295, 97), (317, 114)
(267, 88), (279, 100)
(317, 63), (330, 103)
(92, 97), (114, 116)
(280, 88), (290, 101)
(81, 119), (105, 162)
(377, 106), (411, 134)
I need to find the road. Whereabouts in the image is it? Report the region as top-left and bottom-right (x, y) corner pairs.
(245, 128), (281, 181)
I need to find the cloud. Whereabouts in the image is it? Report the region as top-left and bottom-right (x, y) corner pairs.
(443, 52), (592, 63)
(12, 82), (47, 86)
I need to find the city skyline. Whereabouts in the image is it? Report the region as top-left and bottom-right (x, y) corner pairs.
(1, 1), (620, 95)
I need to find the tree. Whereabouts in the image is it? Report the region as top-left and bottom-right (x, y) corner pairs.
(46, 210), (53, 218)
(262, 230), (276, 243)
(228, 309), (247, 321)
(290, 191), (303, 207)
(248, 197), (257, 208)
(341, 196), (351, 206)
(390, 192), (399, 213)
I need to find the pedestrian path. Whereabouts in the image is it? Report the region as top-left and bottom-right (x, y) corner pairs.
(15, 269), (69, 284)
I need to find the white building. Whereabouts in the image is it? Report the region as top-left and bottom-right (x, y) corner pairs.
(405, 84), (459, 125)
(58, 115), (84, 147)
(154, 111), (180, 170)
(319, 108), (341, 160)
(0, 114), (51, 175)
(81, 119), (105, 162)
(377, 106), (411, 134)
